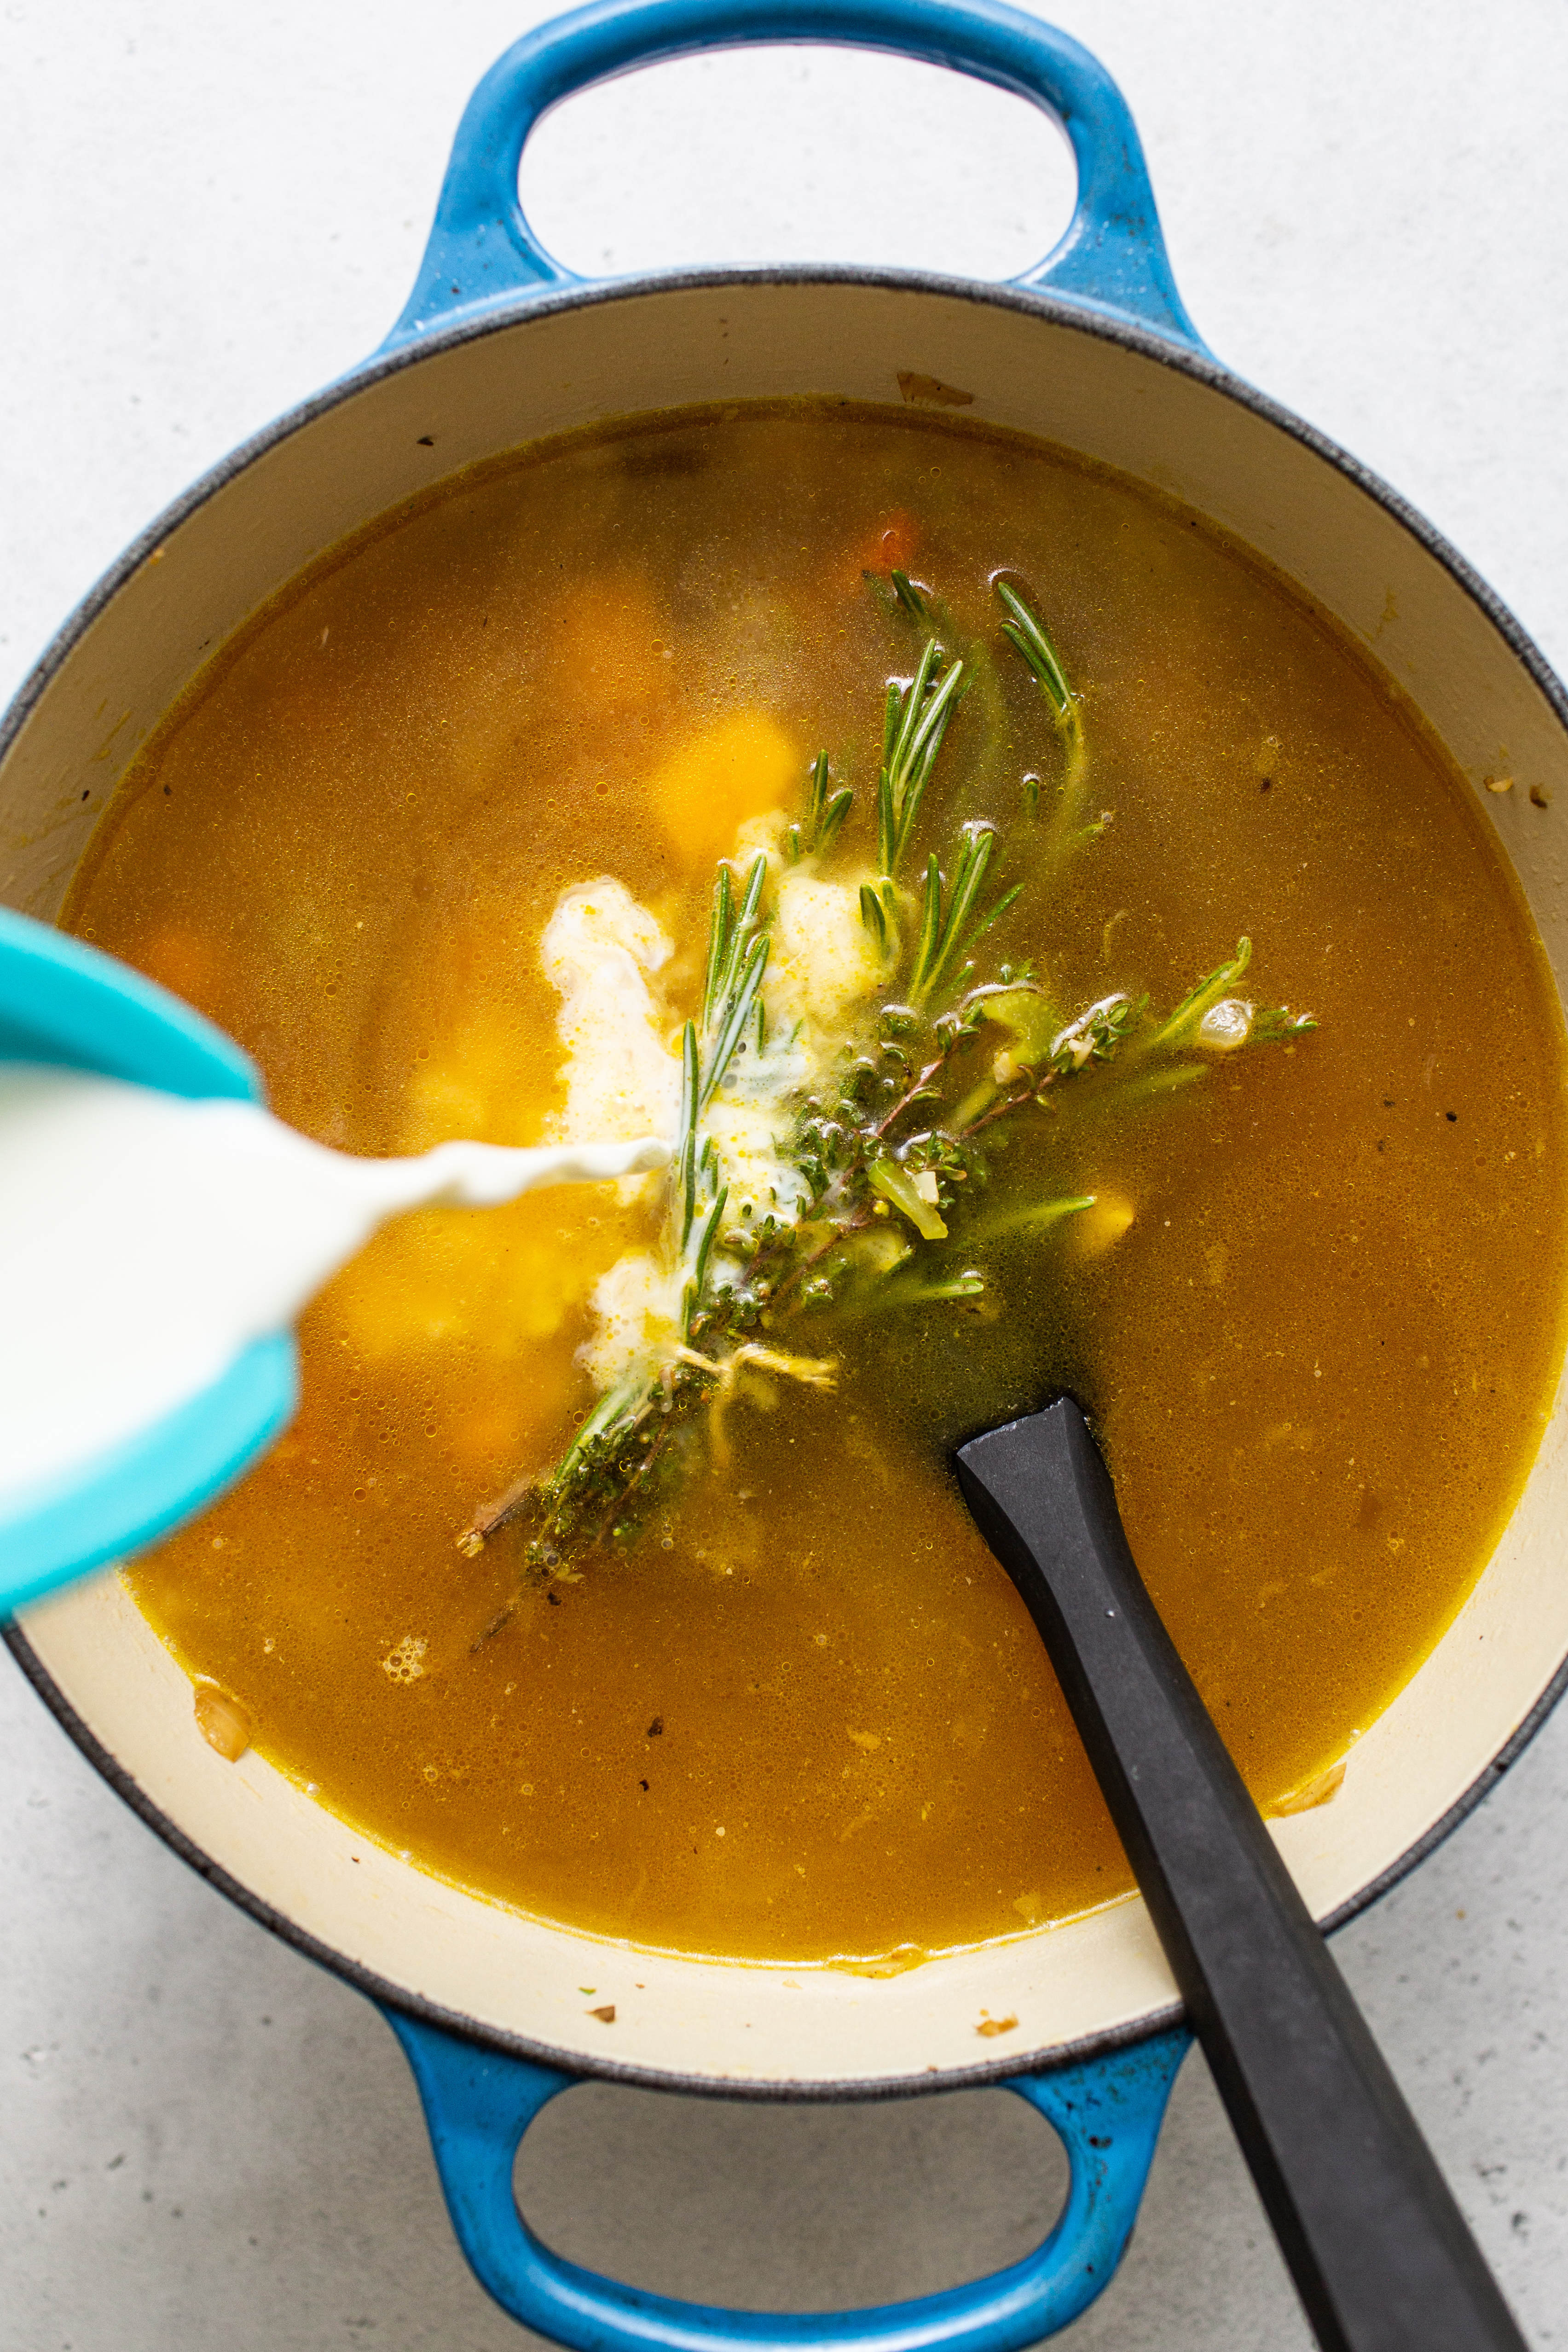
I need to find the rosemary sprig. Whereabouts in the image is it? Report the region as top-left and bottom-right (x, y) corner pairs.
(890, 568), (928, 619)
(877, 639), (967, 876)
(545, 1377), (648, 1502)
(996, 577), (1088, 837)
(996, 578), (1073, 715)
(1134, 938), (1312, 1059)
(683, 1183), (729, 1338)
(858, 876), (899, 954)
(1144, 937), (1254, 1055)
(674, 1020), (700, 1246)
(702, 934), (770, 1108)
(787, 751), (854, 862)
(701, 853), (768, 1031)
(1250, 1007), (1318, 1044)
(969, 1192), (1098, 1244)
(849, 1263), (988, 1313)
(907, 826), (1022, 1008)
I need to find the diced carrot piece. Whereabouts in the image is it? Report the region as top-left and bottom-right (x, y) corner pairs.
(842, 509), (921, 587)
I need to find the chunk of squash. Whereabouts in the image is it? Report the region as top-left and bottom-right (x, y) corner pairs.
(650, 712), (802, 864)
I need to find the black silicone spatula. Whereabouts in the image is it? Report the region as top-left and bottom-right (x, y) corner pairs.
(956, 1397), (1527, 2352)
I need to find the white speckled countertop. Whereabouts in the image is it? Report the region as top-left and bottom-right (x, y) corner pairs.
(3, 4), (1568, 2345)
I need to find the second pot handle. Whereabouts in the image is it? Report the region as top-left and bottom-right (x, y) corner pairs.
(381, 0), (1204, 355)
(384, 2004), (1189, 2351)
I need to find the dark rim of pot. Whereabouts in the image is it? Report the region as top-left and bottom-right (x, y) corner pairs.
(5, 261), (1568, 2103)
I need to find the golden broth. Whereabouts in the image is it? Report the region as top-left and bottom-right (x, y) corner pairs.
(66, 403), (1568, 1964)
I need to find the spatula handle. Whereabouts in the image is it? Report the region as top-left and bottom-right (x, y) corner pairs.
(956, 1399), (1527, 2352)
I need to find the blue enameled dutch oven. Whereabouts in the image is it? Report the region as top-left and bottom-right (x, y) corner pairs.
(6, 2), (1568, 2341)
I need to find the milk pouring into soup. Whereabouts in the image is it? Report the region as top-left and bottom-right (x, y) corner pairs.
(62, 402), (1568, 1967)
(0, 1066), (667, 1502)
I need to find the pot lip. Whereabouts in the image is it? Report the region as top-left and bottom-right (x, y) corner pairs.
(10, 1605), (1568, 2099)
(6, 259), (1568, 769)
(0, 1605), (1175, 2098)
(6, 258), (1568, 2097)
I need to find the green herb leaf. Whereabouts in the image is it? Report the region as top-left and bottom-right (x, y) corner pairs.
(878, 640), (966, 877)
(868, 1154), (949, 1240)
(478, 568), (1318, 1577)
(1144, 938), (1253, 1055)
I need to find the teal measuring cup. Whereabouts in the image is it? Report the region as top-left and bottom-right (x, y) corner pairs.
(0, 906), (296, 1614)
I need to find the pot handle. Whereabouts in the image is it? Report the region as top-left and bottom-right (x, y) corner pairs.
(380, 0), (1204, 355)
(382, 2005), (1189, 2349)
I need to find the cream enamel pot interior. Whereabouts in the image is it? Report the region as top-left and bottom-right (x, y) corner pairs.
(5, 2), (1568, 2114)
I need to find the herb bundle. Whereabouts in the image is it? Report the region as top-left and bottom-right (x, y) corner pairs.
(458, 576), (1313, 1573)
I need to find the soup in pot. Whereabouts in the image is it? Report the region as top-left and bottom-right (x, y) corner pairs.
(64, 402), (1568, 1965)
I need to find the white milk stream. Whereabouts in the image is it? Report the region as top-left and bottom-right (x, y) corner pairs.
(0, 1064), (668, 1504)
